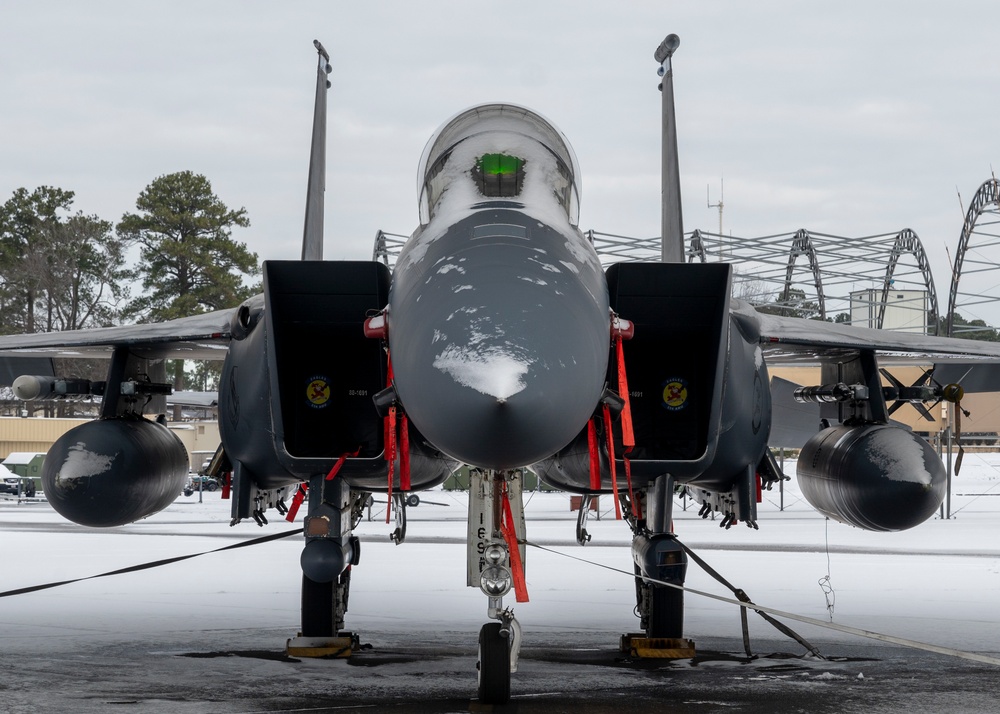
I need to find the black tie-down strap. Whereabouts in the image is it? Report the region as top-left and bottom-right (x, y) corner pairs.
(678, 539), (824, 660)
(0, 527), (304, 599)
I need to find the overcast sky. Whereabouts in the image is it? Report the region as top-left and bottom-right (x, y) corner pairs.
(3, 2), (1000, 320)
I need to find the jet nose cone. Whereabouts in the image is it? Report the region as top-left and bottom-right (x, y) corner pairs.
(419, 367), (598, 469)
(390, 289), (611, 469)
(392, 303), (610, 469)
(432, 344), (533, 404)
(386, 206), (611, 471)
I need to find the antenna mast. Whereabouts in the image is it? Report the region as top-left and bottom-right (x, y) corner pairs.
(707, 177), (724, 257)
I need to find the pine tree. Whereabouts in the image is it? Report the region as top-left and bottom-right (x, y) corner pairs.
(117, 171), (258, 322)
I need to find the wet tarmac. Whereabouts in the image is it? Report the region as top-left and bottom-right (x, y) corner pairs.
(3, 626), (999, 713)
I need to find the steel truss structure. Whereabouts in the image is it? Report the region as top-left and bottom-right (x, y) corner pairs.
(373, 226), (939, 334)
(375, 178), (1000, 340)
(589, 228), (938, 333)
(373, 230), (407, 268)
(947, 178), (1000, 337)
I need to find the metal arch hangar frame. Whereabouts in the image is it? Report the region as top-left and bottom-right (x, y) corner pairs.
(946, 177), (1000, 337)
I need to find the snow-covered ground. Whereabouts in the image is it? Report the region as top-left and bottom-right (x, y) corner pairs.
(1, 452), (999, 711)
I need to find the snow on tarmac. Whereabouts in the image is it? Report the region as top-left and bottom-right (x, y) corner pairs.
(1, 452), (999, 710)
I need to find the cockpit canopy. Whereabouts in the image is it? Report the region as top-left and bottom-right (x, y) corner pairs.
(417, 103), (581, 226)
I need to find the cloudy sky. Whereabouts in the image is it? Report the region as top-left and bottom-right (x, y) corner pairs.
(3, 1), (1000, 318)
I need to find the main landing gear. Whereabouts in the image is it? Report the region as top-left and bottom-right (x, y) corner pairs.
(468, 469), (525, 704)
(624, 475), (695, 658)
(288, 474), (365, 658)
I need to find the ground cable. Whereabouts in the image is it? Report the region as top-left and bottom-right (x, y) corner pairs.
(523, 538), (1000, 667)
(0, 527), (304, 598)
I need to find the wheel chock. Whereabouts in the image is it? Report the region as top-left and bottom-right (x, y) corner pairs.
(620, 633), (696, 659)
(286, 632), (360, 658)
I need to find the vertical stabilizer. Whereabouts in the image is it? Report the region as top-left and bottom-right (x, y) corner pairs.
(656, 34), (684, 263)
(302, 40), (331, 261)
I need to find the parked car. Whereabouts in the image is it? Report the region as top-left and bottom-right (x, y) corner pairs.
(183, 474), (220, 496)
(0, 475), (36, 497)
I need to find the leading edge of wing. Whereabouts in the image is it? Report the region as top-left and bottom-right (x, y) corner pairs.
(0, 307), (238, 360)
(738, 300), (1000, 365)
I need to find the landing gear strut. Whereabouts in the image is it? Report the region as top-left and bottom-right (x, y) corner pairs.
(468, 469), (526, 704)
(626, 475), (694, 656)
(289, 474), (364, 657)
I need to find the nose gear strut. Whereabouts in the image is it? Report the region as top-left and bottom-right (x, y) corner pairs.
(468, 468), (527, 704)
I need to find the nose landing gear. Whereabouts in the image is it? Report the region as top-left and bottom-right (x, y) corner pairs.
(468, 469), (526, 704)
(477, 607), (523, 704)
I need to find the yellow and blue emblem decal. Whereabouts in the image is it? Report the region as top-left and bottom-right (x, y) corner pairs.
(662, 377), (688, 411)
(306, 375), (331, 409)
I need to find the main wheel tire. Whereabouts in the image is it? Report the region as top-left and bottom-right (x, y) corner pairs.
(406, 493), (420, 507)
(648, 584), (684, 639)
(301, 574), (334, 637)
(477, 622), (510, 704)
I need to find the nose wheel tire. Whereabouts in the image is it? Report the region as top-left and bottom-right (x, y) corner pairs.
(477, 622), (510, 704)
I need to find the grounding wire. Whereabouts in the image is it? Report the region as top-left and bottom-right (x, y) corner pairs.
(818, 517), (836, 621)
(0, 527), (304, 598)
(522, 538), (1000, 668)
(8, 518), (999, 668)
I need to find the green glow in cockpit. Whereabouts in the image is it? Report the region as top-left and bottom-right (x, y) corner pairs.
(473, 154), (526, 198)
(477, 154), (524, 176)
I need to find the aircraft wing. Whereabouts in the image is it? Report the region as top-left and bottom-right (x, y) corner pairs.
(0, 305), (239, 360)
(167, 391), (220, 407)
(741, 301), (1000, 365)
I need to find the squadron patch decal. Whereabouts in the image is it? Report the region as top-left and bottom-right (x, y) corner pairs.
(662, 377), (688, 411)
(307, 376), (331, 409)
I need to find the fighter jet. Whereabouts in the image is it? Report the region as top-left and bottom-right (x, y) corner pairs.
(4, 37), (1000, 703)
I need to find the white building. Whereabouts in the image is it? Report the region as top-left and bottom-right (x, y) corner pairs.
(850, 288), (928, 334)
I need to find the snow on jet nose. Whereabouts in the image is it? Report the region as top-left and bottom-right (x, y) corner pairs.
(387, 104), (610, 469)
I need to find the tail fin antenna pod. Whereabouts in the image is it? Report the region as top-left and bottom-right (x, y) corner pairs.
(302, 39), (331, 261)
